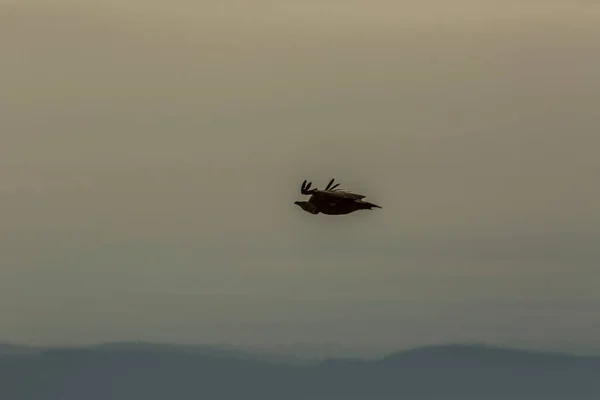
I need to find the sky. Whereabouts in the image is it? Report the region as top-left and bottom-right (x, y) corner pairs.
(1, 0), (599, 356)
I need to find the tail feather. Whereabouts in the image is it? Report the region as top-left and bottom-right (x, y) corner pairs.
(360, 201), (381, 210)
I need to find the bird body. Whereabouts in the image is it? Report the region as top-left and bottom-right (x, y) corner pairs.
(294, 178), (381, 215)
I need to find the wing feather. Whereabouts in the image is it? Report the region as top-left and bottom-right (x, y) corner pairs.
(312, 189), (366, 201)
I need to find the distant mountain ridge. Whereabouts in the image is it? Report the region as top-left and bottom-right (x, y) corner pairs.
(1, 342), (599, 399)
(385, 342), (595, 362)
(0, 341), (316, 365)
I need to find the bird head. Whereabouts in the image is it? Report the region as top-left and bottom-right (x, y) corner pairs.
(294, 201), (319, 214)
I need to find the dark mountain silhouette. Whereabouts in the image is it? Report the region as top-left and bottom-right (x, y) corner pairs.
(1, 342), (598, 399)
(0, 343), (41, 356)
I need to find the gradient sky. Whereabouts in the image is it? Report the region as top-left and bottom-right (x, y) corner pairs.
(1, 1), (599, 355)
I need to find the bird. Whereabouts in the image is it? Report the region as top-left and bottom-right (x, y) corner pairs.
(294, 178), (381, 215)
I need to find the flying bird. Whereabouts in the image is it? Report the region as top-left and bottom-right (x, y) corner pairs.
(294, 178), (382, 215)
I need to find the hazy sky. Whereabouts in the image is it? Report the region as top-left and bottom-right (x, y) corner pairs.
(1, 1), (599, 355)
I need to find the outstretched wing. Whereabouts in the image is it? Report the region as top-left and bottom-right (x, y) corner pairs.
(301, 178), (366, 201)
(312, 178), (366, 201)
(301, 179), (321, 195)
(314, 189), (366, 201)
